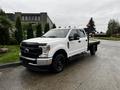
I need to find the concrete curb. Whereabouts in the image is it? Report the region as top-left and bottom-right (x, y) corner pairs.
(0, 62), (21, 69)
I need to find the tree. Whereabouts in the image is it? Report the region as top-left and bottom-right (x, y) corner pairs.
(84, 17), (96, 46)
(36, 23), (42, 37)
(86, 17), (96, 34)
(118, 27), (120, 34)
(0, 9), (6, 16)
(15, 16), (23, 44)
(106, 19), (120, 36)
(0, 9), (11, 45)
(44, 23), (50, 33)
(27, 23), (34, 39)
(52, 23), (56, 29)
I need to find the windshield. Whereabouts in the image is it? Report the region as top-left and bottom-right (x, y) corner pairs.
(42, 29), (70, 38)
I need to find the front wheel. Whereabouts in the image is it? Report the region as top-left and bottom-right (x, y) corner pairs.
(51, 54), (65, 73)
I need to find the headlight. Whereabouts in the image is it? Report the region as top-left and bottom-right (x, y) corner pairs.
(39, 45), (50, 57)
(42, 45), (50, 53)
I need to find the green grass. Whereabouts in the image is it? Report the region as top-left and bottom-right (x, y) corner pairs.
(95, 37), (120, 41)
(0, 45), (19, 64)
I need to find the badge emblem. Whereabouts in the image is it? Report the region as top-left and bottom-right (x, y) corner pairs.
(24, 48), (29, 53)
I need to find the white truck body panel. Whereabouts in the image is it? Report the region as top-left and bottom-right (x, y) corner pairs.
(20, 28), (88, 66)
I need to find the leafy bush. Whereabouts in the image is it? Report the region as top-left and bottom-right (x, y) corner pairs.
(94, 34), (108, 37)
(44, 23), (50, 33)
(106, 19), (120, 36)
(27, 23), (34, 39)
(15, 16), (23, 44)
(36, 23), (42, 37)
(8, 38), (18, 45)
(0, 10), (11, 45)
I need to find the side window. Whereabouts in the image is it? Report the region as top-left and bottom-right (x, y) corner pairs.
(77, 29), (85, 38)
(69, 29), (79, 37)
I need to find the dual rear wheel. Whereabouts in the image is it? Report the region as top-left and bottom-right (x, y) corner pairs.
(90, 45), (97, 55)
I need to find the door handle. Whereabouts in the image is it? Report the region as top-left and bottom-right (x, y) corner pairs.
(78, 40), (81, 43)
(86, 39), (88, 41)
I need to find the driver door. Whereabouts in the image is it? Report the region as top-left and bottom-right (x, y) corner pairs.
(68, 29), (81, 57)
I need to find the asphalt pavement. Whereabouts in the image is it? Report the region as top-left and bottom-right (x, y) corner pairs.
(0, 40), (120, 90)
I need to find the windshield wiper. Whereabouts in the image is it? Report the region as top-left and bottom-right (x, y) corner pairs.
(41, 36), (58, 38)
(41, 36), (46, 38)
(48, 36), (57, 38)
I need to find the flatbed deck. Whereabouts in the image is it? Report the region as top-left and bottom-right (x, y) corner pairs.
(88, 40), (100, 51)
(89, 40), (100, 45)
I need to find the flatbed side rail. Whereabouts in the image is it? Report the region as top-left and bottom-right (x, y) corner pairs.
(88, 41), (100, 51)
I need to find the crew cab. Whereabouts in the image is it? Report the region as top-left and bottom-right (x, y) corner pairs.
(20, 28), (100, 72)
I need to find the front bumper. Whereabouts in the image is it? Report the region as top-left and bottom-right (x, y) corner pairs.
(20, 56), (52, 66)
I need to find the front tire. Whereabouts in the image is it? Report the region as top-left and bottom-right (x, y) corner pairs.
(52, 54), (65, 73)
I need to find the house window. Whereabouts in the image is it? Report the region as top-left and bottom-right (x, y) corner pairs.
(25, 16), (28, 21)
(35, 16), (37, 21)
(38, 16), (40, 21)
(22, 16), (24, 21)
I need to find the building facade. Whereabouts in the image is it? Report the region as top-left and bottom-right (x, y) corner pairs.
(6, 12), (54, 31)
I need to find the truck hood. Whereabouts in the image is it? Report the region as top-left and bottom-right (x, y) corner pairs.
(22, 37), (65, 44)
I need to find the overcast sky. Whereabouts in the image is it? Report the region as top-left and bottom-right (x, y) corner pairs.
(0, 0), (120, 32)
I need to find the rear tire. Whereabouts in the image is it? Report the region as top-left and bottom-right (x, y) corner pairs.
(52, 54), (65, 73)
(90, 45), (96, 55)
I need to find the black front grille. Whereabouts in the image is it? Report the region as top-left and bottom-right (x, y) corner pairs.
(20, 42), (42, 58)
(21, 42), (39, 48)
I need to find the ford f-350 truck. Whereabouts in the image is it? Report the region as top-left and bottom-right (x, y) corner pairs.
(20, 28), (100, 72)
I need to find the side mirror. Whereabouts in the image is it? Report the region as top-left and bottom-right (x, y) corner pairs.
(69, 36), (74, 41)
(73, 33), (79, 40)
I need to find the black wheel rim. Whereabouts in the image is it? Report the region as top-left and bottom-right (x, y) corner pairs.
(54, 55), (64, 71)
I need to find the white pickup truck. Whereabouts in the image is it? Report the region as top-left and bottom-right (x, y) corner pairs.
(20, 28), (100, 72)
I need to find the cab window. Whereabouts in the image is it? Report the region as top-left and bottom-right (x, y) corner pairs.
(69, 29), (79, 37)
(77, 29), (86, 38)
